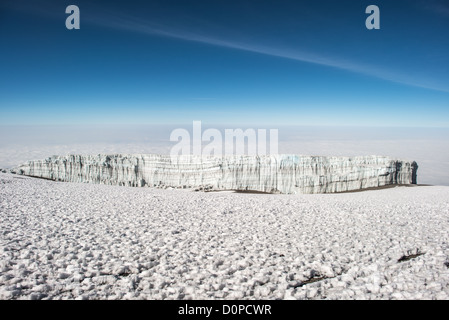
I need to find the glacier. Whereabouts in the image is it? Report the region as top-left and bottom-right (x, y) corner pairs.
(9, 154), (418, 194)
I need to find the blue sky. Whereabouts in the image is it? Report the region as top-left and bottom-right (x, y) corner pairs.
(0, 0), (448, 126)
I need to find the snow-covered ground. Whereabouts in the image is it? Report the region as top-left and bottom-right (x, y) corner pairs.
(1, 172), (449, 300)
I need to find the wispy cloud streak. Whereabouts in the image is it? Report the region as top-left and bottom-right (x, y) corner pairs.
(94, 14), (449, 93)
(4, 0), (449, 93)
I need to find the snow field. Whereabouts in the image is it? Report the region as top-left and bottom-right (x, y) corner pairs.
(1, 173), (448, 300)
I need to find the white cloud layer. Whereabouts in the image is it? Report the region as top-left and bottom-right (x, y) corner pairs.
(1, 125), (448, 186)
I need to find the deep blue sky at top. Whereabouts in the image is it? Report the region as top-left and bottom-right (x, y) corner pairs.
(0, 0), (448, 126)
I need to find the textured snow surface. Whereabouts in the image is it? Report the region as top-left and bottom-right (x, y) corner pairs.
(1, 173), (448, 300)
(11, 154), (417, 194)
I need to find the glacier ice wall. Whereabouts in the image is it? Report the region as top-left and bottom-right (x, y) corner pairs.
(10, 154), (418, 194)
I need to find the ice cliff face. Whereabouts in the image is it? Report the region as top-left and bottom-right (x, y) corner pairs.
(10, 154), (418, 194)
